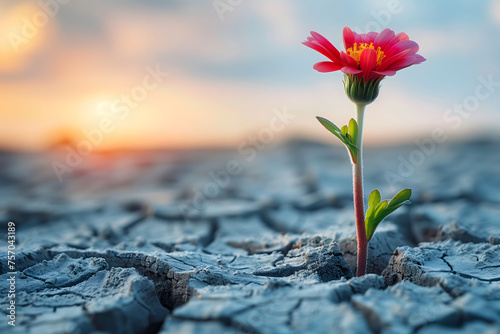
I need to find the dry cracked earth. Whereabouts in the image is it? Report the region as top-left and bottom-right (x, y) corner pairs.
(0, 140), (499, 334)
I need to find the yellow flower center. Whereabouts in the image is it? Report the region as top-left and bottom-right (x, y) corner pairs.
(346, 43), (385, 67)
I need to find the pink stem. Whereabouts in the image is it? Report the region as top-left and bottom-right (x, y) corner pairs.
(353, 162), (367, 276)
(353, 103), (367, 277)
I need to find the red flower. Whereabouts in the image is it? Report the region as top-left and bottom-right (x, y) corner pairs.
(303, 27), (425, 81)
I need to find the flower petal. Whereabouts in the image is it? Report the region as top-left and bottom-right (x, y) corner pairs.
(313, 61), (343, 72)
(395, 32), (409, 41)
(412, 54), (426, 64)
(310, 31), (341, 63)
(374, 28), (395, 49)
(365, 32), (378, 43)
(387, 54), (426, 71)
(352, 31), (364, 44)
(360, 48), (377, 80)
(376, 49), (412, 71)
(385, 40), (419, 58)
(343, 27), (355, 50)
(341, 66), (362, 74)
(357, 33), (368, 44)
(383, 32), (409, 50)
(303, 40), (341, 64)
(340, 51), (358, 68)
(373, 70), (397, 76)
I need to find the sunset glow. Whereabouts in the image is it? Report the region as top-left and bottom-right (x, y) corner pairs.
(0, 1), (499, 151)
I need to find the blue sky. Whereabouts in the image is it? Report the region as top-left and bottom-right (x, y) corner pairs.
(1, 0), (499, 149)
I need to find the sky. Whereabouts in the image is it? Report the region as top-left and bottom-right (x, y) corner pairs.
(1, 0), (500, 151)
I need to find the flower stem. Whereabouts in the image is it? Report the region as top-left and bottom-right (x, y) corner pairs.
(353, 103), (367, 276)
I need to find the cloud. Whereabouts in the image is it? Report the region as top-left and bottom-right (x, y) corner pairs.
(0, 2), (56, 75)
(250, 1), (304, 47)
(102, 7), (249, 64)
(490, 0), (500, 24)
(411, 27), (482, 56)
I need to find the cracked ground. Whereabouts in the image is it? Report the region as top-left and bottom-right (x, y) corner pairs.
(0, 139), (499, 334)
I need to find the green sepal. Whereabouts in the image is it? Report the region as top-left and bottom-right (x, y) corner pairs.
(316, 116), (359, 164)
(365, 188), (412, 241)
(343, 74), (383, 105)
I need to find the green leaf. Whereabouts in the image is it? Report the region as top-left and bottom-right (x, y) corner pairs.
(368, 189), (381, 207)
(366, 200), (387, 241)
(374, 200), (388, 218)
(348, 146), (359, 164)
(341, 125), (348, 136)
(365, 204), (376, 229)
(349, 118), (358, 145)
(365, 189), (381, 239)
(388, 189), (412, 208)
(316, 116), (359, 164)
(316, 116), (342, 134)
(365, 189), (412, 241)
